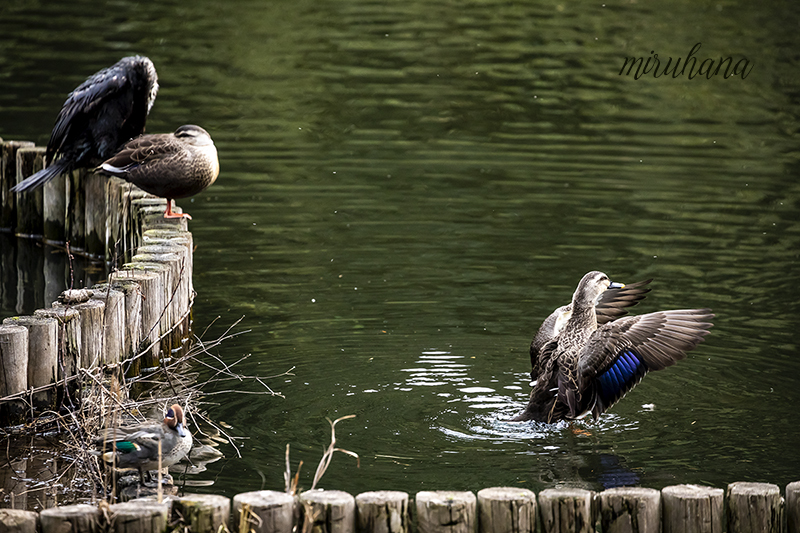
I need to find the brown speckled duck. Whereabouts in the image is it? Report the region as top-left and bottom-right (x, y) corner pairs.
(96, 404), (193, 485)
(100, 124), (219, 219)
(514, 271), (713, 423)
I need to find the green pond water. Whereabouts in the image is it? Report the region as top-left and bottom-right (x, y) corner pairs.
(1, 0), (799, 502)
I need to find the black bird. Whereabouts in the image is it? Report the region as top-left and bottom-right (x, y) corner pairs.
(513, 271), (713, 423)
(11, 56), (158, 193)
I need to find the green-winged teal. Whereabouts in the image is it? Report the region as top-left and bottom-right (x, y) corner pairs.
(12, 56), (158, 193)
(96, 404), (193, 485)
(514, 271), (713, 423)
(99, 124), (219, 219)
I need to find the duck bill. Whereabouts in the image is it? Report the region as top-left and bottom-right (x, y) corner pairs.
(608, 281), (625, 289)
(176, 423), (187, 438)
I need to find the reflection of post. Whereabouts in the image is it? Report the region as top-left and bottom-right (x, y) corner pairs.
(28, 437), (59, 510)
(15, 238), (45, 315)
(0, 235), (18, 314)
(65, 169), (86, 252)
(0, 457), (28, 510)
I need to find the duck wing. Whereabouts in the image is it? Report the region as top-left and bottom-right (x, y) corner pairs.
(101, 133), (178, 173)
(577, 309), (714, 419)
(595, 279), (652, 325)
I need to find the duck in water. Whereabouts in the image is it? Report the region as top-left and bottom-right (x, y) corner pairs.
(96, 404), (193, 485)
(514, 271), (713, 423)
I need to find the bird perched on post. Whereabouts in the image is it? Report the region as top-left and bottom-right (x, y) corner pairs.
(11, 55), (158, 193)
(98, 124), (220, 219)
(513, 271), (713, 423)
(96, 404), (193, 486)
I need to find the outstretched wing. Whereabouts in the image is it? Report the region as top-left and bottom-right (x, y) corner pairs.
(578, 308), (714, 419)
(595, 279), (652, 324)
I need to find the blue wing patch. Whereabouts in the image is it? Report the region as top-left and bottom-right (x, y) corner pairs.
(596, 350), (648, 409)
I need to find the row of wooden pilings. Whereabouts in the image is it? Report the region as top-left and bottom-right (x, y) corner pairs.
(1, 482), (799, 533)
(0, 138), (195, 424)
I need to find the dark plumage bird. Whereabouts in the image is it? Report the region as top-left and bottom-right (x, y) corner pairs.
(99, 124), (219, 219)
(513, 271), (713, 423)
(11, 56), (158, 193)
(96, 404), (193, 486)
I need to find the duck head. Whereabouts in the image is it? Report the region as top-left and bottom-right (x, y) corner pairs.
(164, 404), (188, 438)
(573, 271), (625, 309)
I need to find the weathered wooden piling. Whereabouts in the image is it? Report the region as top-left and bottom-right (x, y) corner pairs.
(107, 499), (170, 533)
(300, 490), (357, 533)
(40, 504), (101, 533)
(89, 284), (126, 366)
(170, 494), (230, 533)
(65, 170), (86, 251)
(416, 491), (476, 533)
(477, 487), (536, 533)
(33, 306), (82, 382)
(233, 490), (296, 533)
(13, 147), (46, 239)
(0, 324), (28, 423)
(788, 481), (800, 533)
(537, 488), (595, 533)
(0, 508), (40, 533)
(726, 482), (782, 533)
(2, 316), (58, 410)
(114, 264), (168, 370)
(661, 484), (723, 533)
(1, 140), (34, 231)
(598, 487), (660, 533)
(355, 491), (409, 533)
(53, 298), (106, 370)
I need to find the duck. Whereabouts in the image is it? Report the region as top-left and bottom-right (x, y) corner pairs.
(11, 56), (158, 193)
(513, 271), (713, 423)
(96, 404), (193, 485)
(98, 124), (219, 219)
(528, 277), (653, 386)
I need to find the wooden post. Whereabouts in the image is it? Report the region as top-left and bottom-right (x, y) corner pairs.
(788, 482), (800, 533)
(65, 169), (86, 252)
(1, 140), (35, 231)
(299, 489), (357, 533)
(416, 491), (476, 533)
(102, 278), (143, 366)
(54, 298), (106, 370)
(537, 488), (595, 533)
(33, 306), (81, 382)
(15, 147), (46, 238)
(40, 503), (101, 533)
(89, 284), (126, 366)
(476, 487), (536, 533)
(2, 316), (58, 410)
(84, 171), (107, 259)
(106, 178), (133, 265)
(107, 499), (170, 533)
(355, 491), (409, 533)
(134, 244), (190, 351)
(170, 493), (231, 533)
(726, 482), (782, 533)
(598, 487), (660, 533)
(661, 484), (723, 533)
(0, 324), (28, 423)
(233, 490), (296, 533)
(0, 508), (39, 533)
(116, 263), (168, 370)
(42, 169), (66, 245)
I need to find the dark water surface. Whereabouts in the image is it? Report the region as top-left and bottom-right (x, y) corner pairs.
(2, 0), (799, 500)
